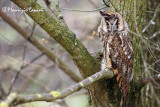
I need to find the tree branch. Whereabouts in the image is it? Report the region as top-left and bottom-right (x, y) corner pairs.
(11, 68), (51, 92)
(12, 69), (113, 105)
(0, 93), (17, 107)
(0, 9), (81, 83)
(10, 0), (100, 80)
(140, 74), (160, 86)
(0, 83), (6, 99)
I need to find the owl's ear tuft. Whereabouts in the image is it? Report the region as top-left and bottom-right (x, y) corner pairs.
(99, 11), (106, 16)
(99, 11), (110, 18)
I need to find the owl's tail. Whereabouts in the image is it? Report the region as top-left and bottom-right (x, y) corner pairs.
(113, 69), (128, 107)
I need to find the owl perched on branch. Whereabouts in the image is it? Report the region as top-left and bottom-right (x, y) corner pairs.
(98, 11), (134, 106)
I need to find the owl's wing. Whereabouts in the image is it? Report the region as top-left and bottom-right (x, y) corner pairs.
(109, 33), (133, 81)
(108, 33), (134, 106)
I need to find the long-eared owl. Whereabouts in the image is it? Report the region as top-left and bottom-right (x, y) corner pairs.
(98, 11), (134, 106)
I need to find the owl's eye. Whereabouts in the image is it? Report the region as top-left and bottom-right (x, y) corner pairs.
(106, 21), (109, 25)
(105, 17), (109, 21)
(111, 14), (115, 18)
(116, 21), (118, 25)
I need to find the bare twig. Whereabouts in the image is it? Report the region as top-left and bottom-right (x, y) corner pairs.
(7, 53), (44, 95)
(20, 58), (50, 92)
(12, 69), (113, 105)
(150, 83), (160, 105)
(7, 21), (37, 95)
(140, 42), (160, 87)
(46, 0), (107, 12)
(44, 1), (67, 27)
(102, 0), (110, 7)
(149, 31), (160, 39)
(61, 6), (106, 12)
(0, 83), (6, 99)
(12, 68), (51, 92)
(7, 65), (23, 96)
(133, 0), (160, 68)
(140, 74), (160, 86)
(142, 3), (160, 33)
(129, 30), (159, 49)
(29, 22), (36, 37)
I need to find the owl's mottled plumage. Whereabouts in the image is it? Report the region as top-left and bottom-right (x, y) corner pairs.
(98, 11), (134, 106)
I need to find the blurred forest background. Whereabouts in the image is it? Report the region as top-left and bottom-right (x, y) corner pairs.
(0, 0), (160, 107)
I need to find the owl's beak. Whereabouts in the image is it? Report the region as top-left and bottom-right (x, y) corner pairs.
(111, 26), (114, 33)
(110, 19), (118, 33)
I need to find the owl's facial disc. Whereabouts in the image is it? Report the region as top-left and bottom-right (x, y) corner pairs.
(101, 12), (118, 34)
(106, 19), (118, 34)
(100, 11), (120, 34)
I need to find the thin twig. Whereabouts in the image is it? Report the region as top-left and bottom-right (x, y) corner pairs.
(129, 30), (158, 48)
(0, 83), (6, 99)
(140, 74), (160, 86)
(29, 22), (36, 37)
(7, 66), (23, 96)
(61, 6), (106, 12)
(149, 31), (160, 39)
(102, 0), (110, 7)
(133, 0), (160, 68)
(7, 53), (44, 95)
(142, 3), (160, 33)
(44, 1), (67, 27)
(11, 67), (51, 92)
(140, 44), (160, 87)
(7, 21), (37, 95)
